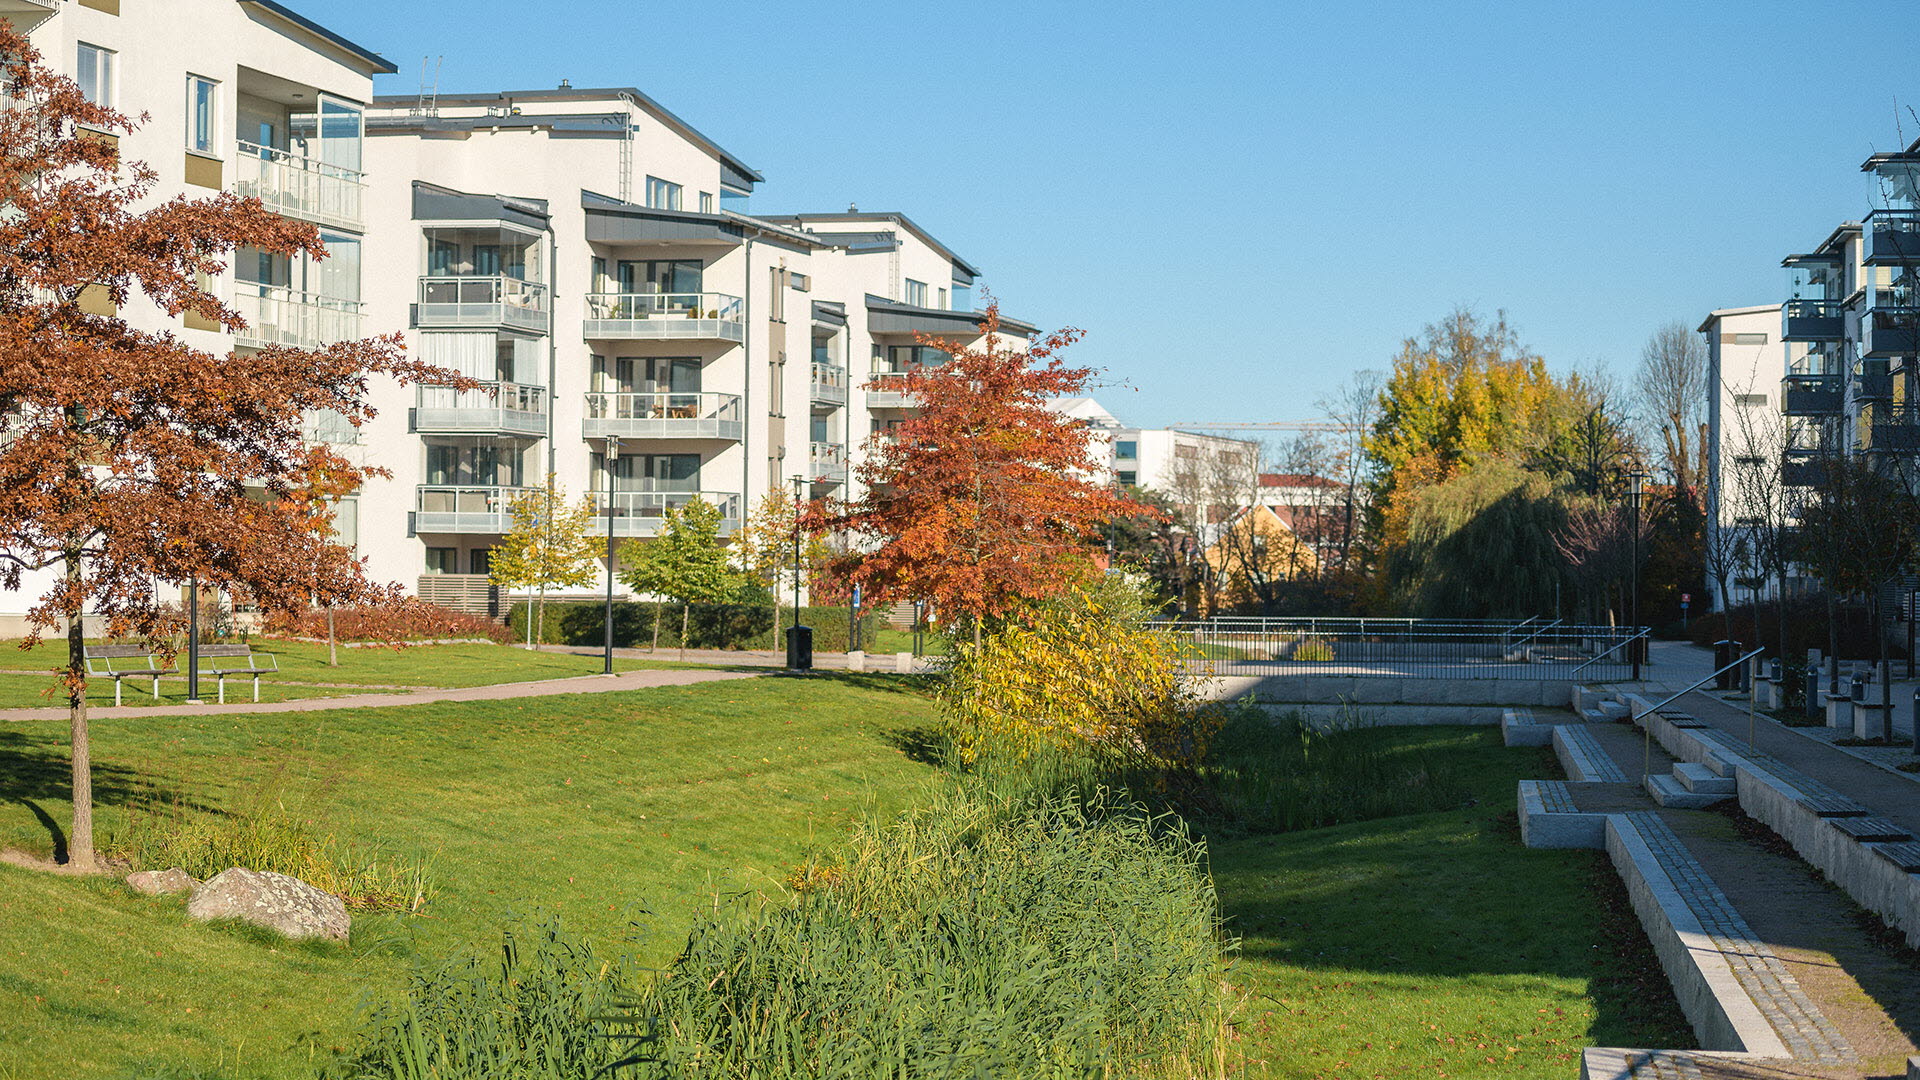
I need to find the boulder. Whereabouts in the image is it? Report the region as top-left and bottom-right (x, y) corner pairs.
(186, 868), (349, 942)
(126, 867), (198, 896)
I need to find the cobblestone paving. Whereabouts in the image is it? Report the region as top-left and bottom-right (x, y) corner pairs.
(1559, 724), (1631, 782)
(1625, 811), (1857, 1065)
(1534, 779), (1577, 813)
(1624, 1050), (1707, 1079)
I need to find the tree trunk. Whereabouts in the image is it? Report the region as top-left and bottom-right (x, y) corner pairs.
(650, 604), (661, 653)
(65, 549), (95, 870)
(535, 581), (548, 650)
(680, 604), (689, 663)
(325, 604), (337, 667)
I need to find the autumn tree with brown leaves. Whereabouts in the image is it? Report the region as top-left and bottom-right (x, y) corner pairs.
(0, 26), (457, 869)
(817, 306), (1140, 643)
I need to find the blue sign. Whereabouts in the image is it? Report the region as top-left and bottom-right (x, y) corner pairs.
(851, 584), (862, 610)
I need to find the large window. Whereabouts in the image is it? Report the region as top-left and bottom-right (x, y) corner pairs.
(644, 176), (682, 211)
(616, 258), (702, 297)
(424, 547), (457, 575)
(904, 279), (928, 306)
(699, 191), (714, 214)
(76, 43), (113, 107)
(186, 74), (219, 155)
(1115, 440), (1138, 459)
(952, 282), (973, 312)
(598, 452), (700, 491)
(886, 345), (949, 372)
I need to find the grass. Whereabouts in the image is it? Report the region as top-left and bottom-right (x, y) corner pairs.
(1213, 728), (1692, 1078)
(0, 672), (943, 1079)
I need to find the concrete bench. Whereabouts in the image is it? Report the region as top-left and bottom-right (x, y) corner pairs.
(84, 644), (175, 706)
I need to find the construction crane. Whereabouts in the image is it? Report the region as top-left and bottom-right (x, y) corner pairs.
(1168, 420), (1342, 432)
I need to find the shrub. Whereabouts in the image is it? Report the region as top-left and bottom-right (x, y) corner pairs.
(638, 793), (1232, 1078)
(337, 914), (638, 1080)
(1292, 637), (1335, 662)
(505, 601), (882, 652)
(940, 585), (1222, 777)
(1683, 597), (1900, 660)
(264, 599), (513, 645)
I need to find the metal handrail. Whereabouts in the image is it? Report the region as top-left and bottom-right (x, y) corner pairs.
(1511, 618), (1564, 651)
(1631, 645), (1765, 778)
(1568, 628), (1651, 676)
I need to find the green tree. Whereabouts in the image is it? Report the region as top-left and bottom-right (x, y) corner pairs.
(490, 476), (601, 648)
(736, 489), (831, 646)
(1390, 460), (1569, 618)
(617, 498), (747, 657)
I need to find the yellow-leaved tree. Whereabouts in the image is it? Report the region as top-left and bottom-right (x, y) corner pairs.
(489, 476), (602, 647)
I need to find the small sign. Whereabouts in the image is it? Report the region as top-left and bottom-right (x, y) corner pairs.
(852, 584), (863, 610)
(1681, 594), (1691, 604)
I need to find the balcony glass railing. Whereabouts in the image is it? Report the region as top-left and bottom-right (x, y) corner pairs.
(1779, 374), (1842, 416)
(582, 392), (743, 441)
(1860, 403), (1920, 453)
(1865, 208), (1920, 265)
(1781, 297), (1845, 342)
(233, 141), (365, 231)
(414, 485), (538, 534)
(809, 441), (848, 485)
(1863, 283), (1920, 358)
(588, 489), (742, 537)
(415, 381), (549, 437)
(866, 369), (920, 407)
(582, 292), (744, 341)
(233, 285), (363, 350)
(810, 363), (848, 404)
(417, 275), (550, 333)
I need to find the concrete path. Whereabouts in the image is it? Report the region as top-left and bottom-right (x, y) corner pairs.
(0, 666), (765, 723)
(531, 643), (943, 673)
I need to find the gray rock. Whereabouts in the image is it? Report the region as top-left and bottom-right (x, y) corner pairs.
(126, 867), (198, 895)
(186, 868), (349, 942)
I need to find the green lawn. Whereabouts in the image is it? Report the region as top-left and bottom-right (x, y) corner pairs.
(1213, 729), (1691, 1078)
(0, 673), (945, 1079)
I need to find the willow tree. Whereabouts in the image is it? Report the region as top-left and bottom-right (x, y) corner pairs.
(0, 26), (454, 869)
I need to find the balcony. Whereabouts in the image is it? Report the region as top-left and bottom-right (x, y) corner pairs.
(866, 370), (919, 409)
(1863, 285), (1920, 357)
(233, 142), (365, 233)
(1780, 375), (1842, 416)
(413, 382), (548, 438)
(809, 442), (848, 486)
(1780, 459), (1827, 487)
(414, 485), (538, 534)
(301, 408), (361, 445)
(1865, 209), (1920, 265)
(587, 490), (741, 537)
(582, 392), (743, 441)
(582, 292), (743, 342)
(416, 276), (550, 334)
(810, 363), (848, 406)
(1861, 404), (1920, 453)
(1781, 298), (1845, 342)
(233, 286), (363, 350)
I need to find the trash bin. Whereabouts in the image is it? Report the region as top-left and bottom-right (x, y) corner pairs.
(1767, 658), (1783, 683)
(785, 624), (813, 672)
(1713, 641), (1738, 690)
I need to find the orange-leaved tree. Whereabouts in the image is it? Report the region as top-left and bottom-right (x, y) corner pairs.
(0, 25), (461, 869)
(815, 304), (1140, 642)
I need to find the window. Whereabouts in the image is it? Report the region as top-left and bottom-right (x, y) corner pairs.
(699, 191), (714, 214)
(769, 359), (784, 416)
(937, 287), (948, 310)
(886, 344), (949, 371)
(428, 238), (460, 276)
(468, 548), (492, 576)
(644, 176), (681, 211)
(424, 548), (458, 575)
(1734, 455), (1765, 468)
(1118, 471), (1137, 486)
(1115, 440), (1138, 459)
(76, 43), (113, 107)
(952, 283), (973, 312)
(186, 74), (219, 155)
(904, 279), (928, 306)
(1735, 394), (1769, 408)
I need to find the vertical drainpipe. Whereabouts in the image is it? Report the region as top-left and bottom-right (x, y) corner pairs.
(546, 220), (558, 481)
(742, 236), (753, 519)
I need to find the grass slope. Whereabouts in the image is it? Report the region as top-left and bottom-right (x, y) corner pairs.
(0, 673), (942, 1079)
(1214, 728), (1691, 1078)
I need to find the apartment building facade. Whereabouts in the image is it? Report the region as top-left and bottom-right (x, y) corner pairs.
(1701, 304), (1792, 611)
(0, 3), (1046, 622)
(0, 0), (393, 632)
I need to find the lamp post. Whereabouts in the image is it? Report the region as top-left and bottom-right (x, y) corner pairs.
(603, 435), (620, 676)
(790, 474), (804, 628)
(1628, 469), (1649, 681)
(186, 574), (201, 704)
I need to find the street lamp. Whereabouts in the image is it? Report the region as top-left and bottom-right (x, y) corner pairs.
(1628, 469), (1649, 680)
(603, 435), (621, 676)
(790, 474), (804, 629)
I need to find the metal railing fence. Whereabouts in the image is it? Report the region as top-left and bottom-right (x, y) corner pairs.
(1154, 617), (1649, 681)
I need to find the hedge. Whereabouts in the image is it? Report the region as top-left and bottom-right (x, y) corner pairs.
(506, 600), (886, 652)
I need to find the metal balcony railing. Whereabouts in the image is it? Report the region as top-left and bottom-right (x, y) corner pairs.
(582, 392), (743, 441)
(233, 286), (363, 350)
(414, 381), (549, 438)
(416, 275), (550, 333)
(414, 485), (538, 534)
(810, 362), (848, 406)
(809, 441), (848, 485)
(1780, 374), (1842, 415)
(587, 489), (741, 537)
(1863, 283), (1920, 358)
(866, 370), (919, 408)
(1865, 208), (1920, 265)
(233, 141), (365, 232)
(582, 292), (744, 342)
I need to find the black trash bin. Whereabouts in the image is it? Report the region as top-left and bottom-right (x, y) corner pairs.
(1713, 641), (1738, 689)
(785, 624), (814, 672)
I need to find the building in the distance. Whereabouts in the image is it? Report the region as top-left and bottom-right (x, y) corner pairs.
(1700, 304), (1795, 613)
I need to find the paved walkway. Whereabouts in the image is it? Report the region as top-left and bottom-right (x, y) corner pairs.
(0, 666), (765, 722)
(532, 643), (944, 673)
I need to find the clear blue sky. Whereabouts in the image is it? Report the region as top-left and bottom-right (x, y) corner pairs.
(321, 0), (1913, 429)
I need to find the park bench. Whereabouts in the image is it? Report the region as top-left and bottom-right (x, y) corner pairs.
(193, 643), (278, 704)
(83, 644), (175, 706)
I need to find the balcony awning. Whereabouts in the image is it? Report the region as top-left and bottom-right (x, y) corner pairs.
(812, 300), (847, 328)
(413, 182), (550, 232)
(865, 295), (1037, 338)
(583, 193), (744, 247)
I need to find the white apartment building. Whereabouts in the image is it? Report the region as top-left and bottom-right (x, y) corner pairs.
(0, 5), (1045, 622)
(1700, 304), (1796, 611)
(0, 0), (393, 632)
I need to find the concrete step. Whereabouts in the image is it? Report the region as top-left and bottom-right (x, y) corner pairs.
(1500, 707), (1551, 747)
(1644, 771), (1730, 809)
(1674, 761), (1736, 796)
(1597, 699), (1630, 721)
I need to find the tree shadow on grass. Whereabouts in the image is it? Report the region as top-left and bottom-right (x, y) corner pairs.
(0, 729), (208, 859)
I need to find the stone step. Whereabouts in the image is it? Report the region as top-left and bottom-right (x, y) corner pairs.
(1674, 762), (1735, 796)
(1500, 707), (1551, 747)
(1598, 699), (1631, 721)
(1644, 771), (1730, 809)
(1554, 725), (1630, 783)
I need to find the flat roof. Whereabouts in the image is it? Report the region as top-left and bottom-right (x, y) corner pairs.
(238, 1), (396, 74)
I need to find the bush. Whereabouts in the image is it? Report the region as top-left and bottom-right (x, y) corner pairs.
(506, 600), (882, 652)
(264, 600), (513, 645)
(638, 793), (1232, 1078)
(337, 914), (638, 1080)
(940, 584), (1222, 779)
(1683, 597), (1901, 660)
(1292, 637), (1335, 662)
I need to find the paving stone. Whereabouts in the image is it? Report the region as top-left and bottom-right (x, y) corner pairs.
(1556, 724), (1631, 782)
